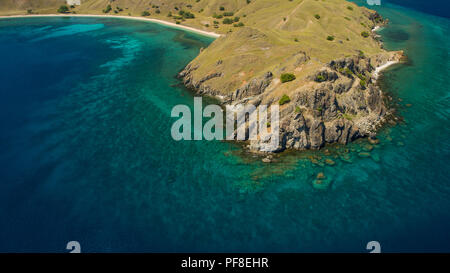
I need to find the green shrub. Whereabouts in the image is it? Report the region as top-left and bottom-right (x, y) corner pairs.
(102, 4), (111, 13)
(280, 73), (296, 83)
(361, 31), (370, 38)
(179, 10), (195, 19)
(155, 9), (160, 14)
(141, 11), (150, 16)
(347, 6), (353, 11)
(223, 18), (233, 24)
(316, 75), (326, 82)
(360, 80), (366, 88)
(233, 16), (240, 22)
(223, 12), (234, 17)
(279, 94), (291, 105)
(357, 73), (366, 81)
(344, 68), (353, 77)
(58, 5), (69, 13)
(327, 35), (335, 41)
(343, 113), (354, 121)
(295, 106), (302, 113)
(220, 6), (225, 11)
(314, 14), (320, 19)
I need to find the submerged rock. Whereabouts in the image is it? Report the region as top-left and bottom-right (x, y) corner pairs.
(358, 152), (371, 158)
(312, 178), (331, 190)
(317, 172), (326, 179)
(363, 144), (374, 151)
(325, 159), (336, 166)
(368, 137), (380, 145)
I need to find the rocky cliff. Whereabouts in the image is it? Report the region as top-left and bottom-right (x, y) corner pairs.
(178, 1), (404, 152)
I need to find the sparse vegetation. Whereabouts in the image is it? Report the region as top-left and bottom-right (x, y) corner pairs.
(358, 50), (365, 58)
(280, 73), (296, 83)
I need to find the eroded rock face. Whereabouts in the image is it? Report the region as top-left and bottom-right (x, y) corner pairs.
(179, 47), (403, 152)
(231, 72), (273, 101)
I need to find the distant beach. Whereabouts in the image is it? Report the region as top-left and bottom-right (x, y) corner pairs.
(0, 14), (221, 38)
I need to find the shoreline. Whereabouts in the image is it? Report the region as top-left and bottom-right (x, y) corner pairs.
(0, 14), (221, 39)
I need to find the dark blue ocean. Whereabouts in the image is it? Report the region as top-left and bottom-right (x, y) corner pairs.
(0, 1), (449, 252)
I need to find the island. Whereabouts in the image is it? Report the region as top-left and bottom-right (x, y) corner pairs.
(0, 0), (403, 152)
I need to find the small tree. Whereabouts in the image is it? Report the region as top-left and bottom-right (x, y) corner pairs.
(57, 5), (69, 13)
(103, 5), (112, 13)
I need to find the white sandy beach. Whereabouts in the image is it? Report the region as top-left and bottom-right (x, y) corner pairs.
(373, 60), (398, 79)
(0, 14), (221, 38)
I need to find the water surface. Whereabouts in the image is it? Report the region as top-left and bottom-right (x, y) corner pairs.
(0, 10), (449, 252)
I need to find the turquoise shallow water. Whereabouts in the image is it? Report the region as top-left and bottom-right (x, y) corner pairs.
(0, 4), (449, 252)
